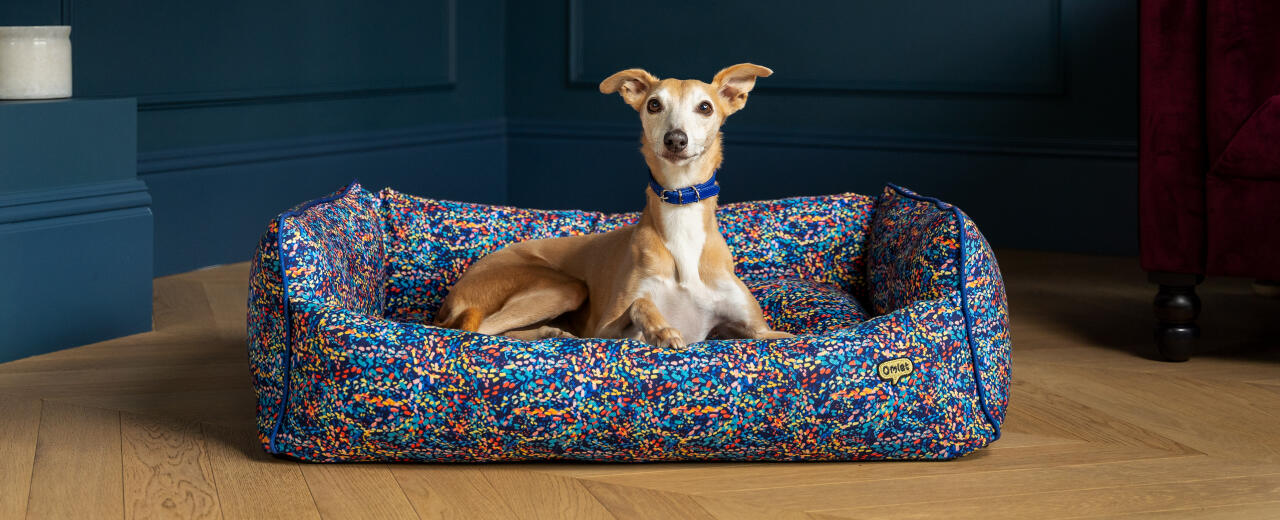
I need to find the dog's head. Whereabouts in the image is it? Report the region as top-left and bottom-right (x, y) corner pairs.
(600, 63), (772, 169)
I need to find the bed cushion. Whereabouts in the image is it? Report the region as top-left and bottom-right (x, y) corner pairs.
(745, 278), (868, 334)
(247, 181), (1010, 462)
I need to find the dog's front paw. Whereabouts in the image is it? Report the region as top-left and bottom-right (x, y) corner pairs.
(646, 327), (686, 349)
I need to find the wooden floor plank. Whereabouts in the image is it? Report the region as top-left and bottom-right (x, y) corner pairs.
(1007, 379), (1196, 454)
(0, 396), (41, 520)
(200, 280), (250, 334)
(815, 473), (1280, 520)
(299, 464), (418, 520)
(179, 263), (252, 285)
(1015, 344), (1280, 382)
(50, 386), (257, 429)
(203, 424), (320, 520)
(981, 431), (1082, 450)
(391, 466), (521, 520)
(26, 401), (124, 519)
(1019, 364), (1280, 463)
(153, 277), (218, 331)
(0, 362), (250, 401)
(579, 479), (716, 519)
(479, 467), (615, 520)
(691, 495), (816, 520)
(0, 330), (244, 375)
(1100, 500), (1280, 519)
(121, 412), (222, 520)
(697, 456), (1278, 513)
(1252, 382), (1280, 399)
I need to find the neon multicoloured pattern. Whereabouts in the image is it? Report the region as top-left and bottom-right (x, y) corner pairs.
(247, 181), (1011, 462)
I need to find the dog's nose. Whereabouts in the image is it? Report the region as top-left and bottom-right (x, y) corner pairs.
(663, 130), (688, 153)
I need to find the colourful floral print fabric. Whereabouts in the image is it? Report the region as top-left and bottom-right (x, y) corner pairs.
(745, 278), (868, 334)
(247, 181), (1011, 461)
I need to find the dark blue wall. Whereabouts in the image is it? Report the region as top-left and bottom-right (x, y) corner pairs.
(506, 0), (1138, 254)
(3, 0), (1137, 277)
(124, 0), (508, 275)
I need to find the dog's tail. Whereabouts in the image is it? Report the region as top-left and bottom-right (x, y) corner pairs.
(435, 306), (484, 332)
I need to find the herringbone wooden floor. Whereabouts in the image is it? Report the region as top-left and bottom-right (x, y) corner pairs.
(1, 250), (1278, 519)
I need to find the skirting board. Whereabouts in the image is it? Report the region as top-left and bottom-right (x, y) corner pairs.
(0, 180), (153, 363)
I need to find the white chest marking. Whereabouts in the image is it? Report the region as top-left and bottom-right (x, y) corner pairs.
(661, 203), (706, 286)
(631, 204), (754, 343)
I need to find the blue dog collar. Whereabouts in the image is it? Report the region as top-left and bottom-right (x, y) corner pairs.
(649, 172), (720, 205)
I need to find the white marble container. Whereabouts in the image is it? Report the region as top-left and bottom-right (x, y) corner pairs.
(0, 26), (72, 100)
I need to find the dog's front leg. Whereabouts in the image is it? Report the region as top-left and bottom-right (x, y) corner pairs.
(713, 320), (794, 341)
(713, 279), (794, 340)
(751, 329), (795, 340)
(627, 297), (686, 349)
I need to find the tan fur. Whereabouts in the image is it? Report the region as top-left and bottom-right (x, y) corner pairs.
(436, 63), (789, 347)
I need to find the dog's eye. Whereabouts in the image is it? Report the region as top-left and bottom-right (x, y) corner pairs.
(647, 98), (662, 113)
(697, 101), (713, 115)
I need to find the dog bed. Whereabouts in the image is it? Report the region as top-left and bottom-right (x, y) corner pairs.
(248, 181), (1010, 462)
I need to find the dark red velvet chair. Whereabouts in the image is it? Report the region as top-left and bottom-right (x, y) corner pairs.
(1140, 0), (1280, 360)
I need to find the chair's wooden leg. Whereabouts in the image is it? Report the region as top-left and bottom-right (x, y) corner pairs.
(1149, 272), (1202, 362)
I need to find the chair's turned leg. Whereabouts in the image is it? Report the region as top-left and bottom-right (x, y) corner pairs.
(1149, 272), (1203, 362)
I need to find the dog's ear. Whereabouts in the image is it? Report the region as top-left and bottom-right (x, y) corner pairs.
(600, 69), (659, 111)
(712, 63), (772, 115)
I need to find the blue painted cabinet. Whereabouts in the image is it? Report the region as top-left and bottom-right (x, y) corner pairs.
(0, 99), (153, 363)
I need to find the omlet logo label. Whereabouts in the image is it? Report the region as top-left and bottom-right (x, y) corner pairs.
(877, 357), (914, 384)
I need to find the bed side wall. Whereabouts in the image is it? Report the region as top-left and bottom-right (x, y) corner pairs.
(277, 183), (387, 315)
(867, 187), (964, 315)
(868, 185), (1009, 434)
(960, 214), (1012, 426)
(247, 181), (387, 451)
(247, 219), (288, 448)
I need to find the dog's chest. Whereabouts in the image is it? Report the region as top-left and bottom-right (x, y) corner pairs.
(635, 204), (750, 342)
(636, 276), (747, 343)
(660, 204), (706, 285)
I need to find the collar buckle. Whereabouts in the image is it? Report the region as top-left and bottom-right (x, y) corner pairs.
(650, 171), (718, 205)
(666, 189), (688, 204)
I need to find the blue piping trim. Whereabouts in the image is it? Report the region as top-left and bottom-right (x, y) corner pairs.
(267, 179), (362, 454)
(884, 183), (1002, 441)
